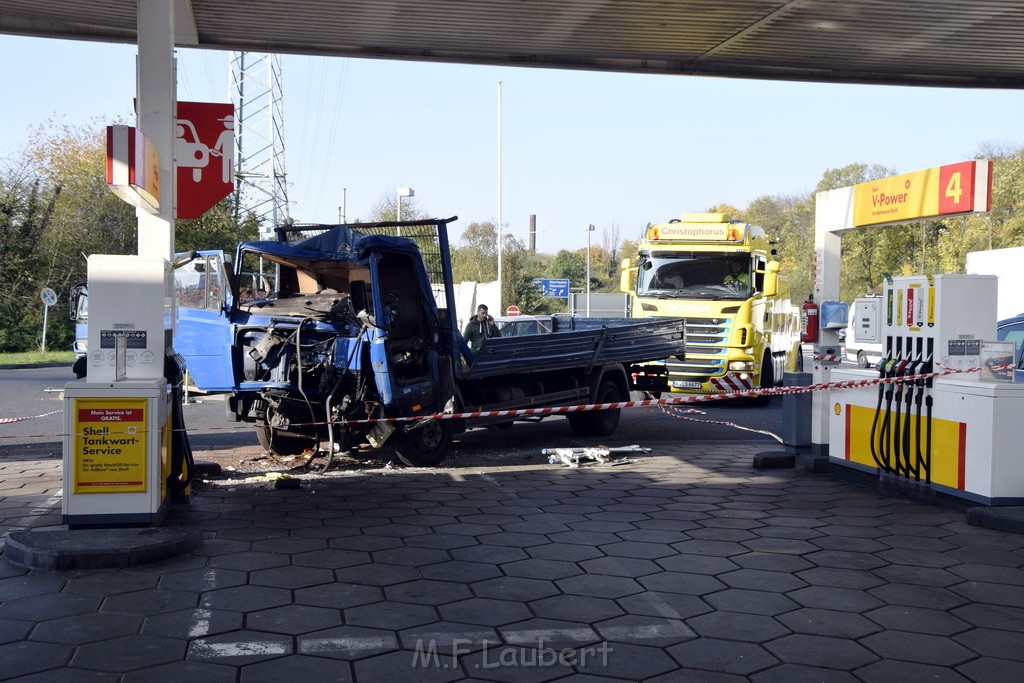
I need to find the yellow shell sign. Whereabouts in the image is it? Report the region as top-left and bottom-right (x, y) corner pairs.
(852, 161), (991, 228)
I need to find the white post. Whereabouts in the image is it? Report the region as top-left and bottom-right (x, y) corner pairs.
(41, 305), (49, 353)
(497, 80), (503, 313)
(396, 186), (413, 236)
(585, 224), (595, 317)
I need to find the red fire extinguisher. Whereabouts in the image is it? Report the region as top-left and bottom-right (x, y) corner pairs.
(800, 295), (819, 343)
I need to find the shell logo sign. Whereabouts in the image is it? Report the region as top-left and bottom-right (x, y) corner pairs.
(852, 161), (992, 228)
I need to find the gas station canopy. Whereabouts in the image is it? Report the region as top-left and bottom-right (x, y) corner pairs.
(2, 0), (1024, 89)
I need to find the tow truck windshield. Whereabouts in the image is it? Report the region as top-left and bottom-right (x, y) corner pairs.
(636, 253), (752, 300)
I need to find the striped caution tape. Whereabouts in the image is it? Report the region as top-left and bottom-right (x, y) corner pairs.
(0, 410), (62, 425)
(3, 364), (1012, 441)
(656, 403), (785, 444)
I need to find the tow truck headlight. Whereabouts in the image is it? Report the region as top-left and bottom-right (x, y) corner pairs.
(729, 361), (755, 371)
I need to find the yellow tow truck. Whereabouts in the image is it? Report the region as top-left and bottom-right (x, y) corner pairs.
(620, 213), (802, 402)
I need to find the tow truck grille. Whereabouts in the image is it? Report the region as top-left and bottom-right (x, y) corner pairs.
(670, 317), (731, 377)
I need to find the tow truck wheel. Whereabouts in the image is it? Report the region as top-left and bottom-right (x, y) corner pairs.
(394, 420), (452, 467)
(567, 379), (621, 436)
(746, 352), (774, 407)
(255, 421), (316, 456)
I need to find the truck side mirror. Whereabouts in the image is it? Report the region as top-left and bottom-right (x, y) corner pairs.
(762, 272), (778, 297)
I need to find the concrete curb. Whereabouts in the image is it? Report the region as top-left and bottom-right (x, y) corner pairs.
(0, 362), (72, 370)
(967, 506), (1024, 535)
(3, 528), (204, 571)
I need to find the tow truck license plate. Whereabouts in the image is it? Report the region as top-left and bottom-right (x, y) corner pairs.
(672, 381), (702, 389)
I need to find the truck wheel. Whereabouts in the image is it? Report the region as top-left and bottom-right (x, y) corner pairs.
(393, 420), (452, 467)
(567, 379), (621, 436)
(255, 421), (316, 456)
(746, 353), (773, 407)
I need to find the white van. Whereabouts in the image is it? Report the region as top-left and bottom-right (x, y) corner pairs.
(844, 297), (884, 368)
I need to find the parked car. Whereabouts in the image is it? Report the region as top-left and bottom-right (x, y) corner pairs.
(997, 312), (1024, 366)
(493, 315), (554, 337)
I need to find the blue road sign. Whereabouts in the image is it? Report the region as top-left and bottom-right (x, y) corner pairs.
(532, 278), (570, 298)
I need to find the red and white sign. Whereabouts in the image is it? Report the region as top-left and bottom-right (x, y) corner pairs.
(106, 125), (160, 213)
(175, 101), (235, 219)
(506, 305), (520, 317)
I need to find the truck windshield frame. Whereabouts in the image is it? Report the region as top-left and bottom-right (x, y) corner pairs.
(636, 252), (752, 300)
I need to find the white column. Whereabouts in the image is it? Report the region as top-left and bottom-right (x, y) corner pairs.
(136, 0), (176, 262)
(811, 187), (853, 456)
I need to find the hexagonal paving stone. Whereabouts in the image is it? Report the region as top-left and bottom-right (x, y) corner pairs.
(956, 656), (1024, 681)
(637, 571), (727, 596)
(593, 614), (695, 647)
(334, 562), (420, 586)
(141, 607), (244, 639)
(63, 571), (158, 595)
(459, 644), (574, 683)
(121, 660), (237, 682)
(718, 568), (808, 593)
(298, 624), (400, 660)
(450, 544), (528, 565)
(249, 536), (329, 554)
(372, 546), (451, 567)
(420, 560), (503, 583)
(329, 534), (404, 552)
(749, 663), (860, 682)
(157, 567), (247, 592)
(617, 591), (712, 621)
(576, 641), (680, 680)
(0, 641), (76, 678)
(240, 654), (352, 682)
(671, 540), (749, 557)
(188, 629), (292, 666)
(472, 576), (560, 602)
(249, 565), (335, 590)
(200, 585), (292, 612)
(795, 567), (886, 590)
(864, 605), (970, 636)
(703, 589), (799, 617)
(0, 575), (66, 600)
(578, 556), (661, 578)
(31, 612), (141, 645)
(854, 660), (972, 683)
(295, 582), (383, 609)
(501, 558), (583, 581)
(247, 604), (343, 634)
(0, 617), (32, 645)
(208, 550), (290, 572)
(556, 574), (644, 600)
(71, 634), (185, 672)
(499, 617), (600, 649)
(775, 608), (880, 639)
(687, 610), (790, 643)
(344, 601), (438, 630)
(954, 627), (1024, 661)
(531, 594), (624, 623)
(860, 630), (975, 666)
(868, 583), (968, 610)
(399, 621), (501, 653)
(293, 548), (372, 569)
(788, 585), (886, 613)
(100, 587), (201, 617)
(439, 598), (532, 627)
(764, 633), (878, 670)
(359, 649), (464, 683)
(668, 638), (779, 675)
(526, 543), (605, 562)
(385, 579), (473, 606)
(0, 593), (102, 621)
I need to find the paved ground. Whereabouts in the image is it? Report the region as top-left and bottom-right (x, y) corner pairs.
(3, 443), (1024, 681)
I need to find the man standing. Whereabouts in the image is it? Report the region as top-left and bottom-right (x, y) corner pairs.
(463, 304), (501, 353)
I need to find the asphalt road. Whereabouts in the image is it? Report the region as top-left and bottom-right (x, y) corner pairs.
(0, 366), (786, 462)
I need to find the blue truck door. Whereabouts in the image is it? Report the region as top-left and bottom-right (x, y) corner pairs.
(174, 251), (237, 391)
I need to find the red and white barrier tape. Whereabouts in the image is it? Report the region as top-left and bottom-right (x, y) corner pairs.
(2, 364), (1012, 441)
(0, 410), (62, 425)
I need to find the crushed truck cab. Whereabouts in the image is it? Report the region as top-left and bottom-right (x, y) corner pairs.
(176, 217), (685, 467)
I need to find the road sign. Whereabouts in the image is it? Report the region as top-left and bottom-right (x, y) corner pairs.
(176, 101), (235, 219)
(532, 278), (570, 298)
(506, 305), (520, 317)
(40, 287), (58, 307)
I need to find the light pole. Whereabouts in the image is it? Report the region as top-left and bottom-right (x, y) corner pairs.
(585, 223), (595, 317)
(397, 186), (414, 235)
(497, 80), (503, 312)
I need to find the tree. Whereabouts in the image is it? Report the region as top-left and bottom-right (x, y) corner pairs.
(548, 249), (587, 289)
(176, 195), (261, 253)
(451, 221), (498, 284)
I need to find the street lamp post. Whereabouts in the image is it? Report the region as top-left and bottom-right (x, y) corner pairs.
(397, 186), (414, 235)
(585, 224), (595, 317)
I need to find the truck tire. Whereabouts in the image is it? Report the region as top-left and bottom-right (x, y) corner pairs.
(255, 421), (316, 456)
(393, 420), (452, 467)
(857, 350), (869, 368)
(567, 378), (621, 436)
(746, 352), (774, 407)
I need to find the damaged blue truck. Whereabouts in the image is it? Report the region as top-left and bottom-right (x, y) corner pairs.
(171, 217), (686, 467)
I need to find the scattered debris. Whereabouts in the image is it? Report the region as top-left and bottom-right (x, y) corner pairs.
(542, 444), (652, 468)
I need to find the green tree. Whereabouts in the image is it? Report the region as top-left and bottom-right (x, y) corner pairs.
(176, 195), (261, 253)
(548, 249), (587, 289)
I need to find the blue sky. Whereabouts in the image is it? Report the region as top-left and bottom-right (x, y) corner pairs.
(2, 34), (1023, 253)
